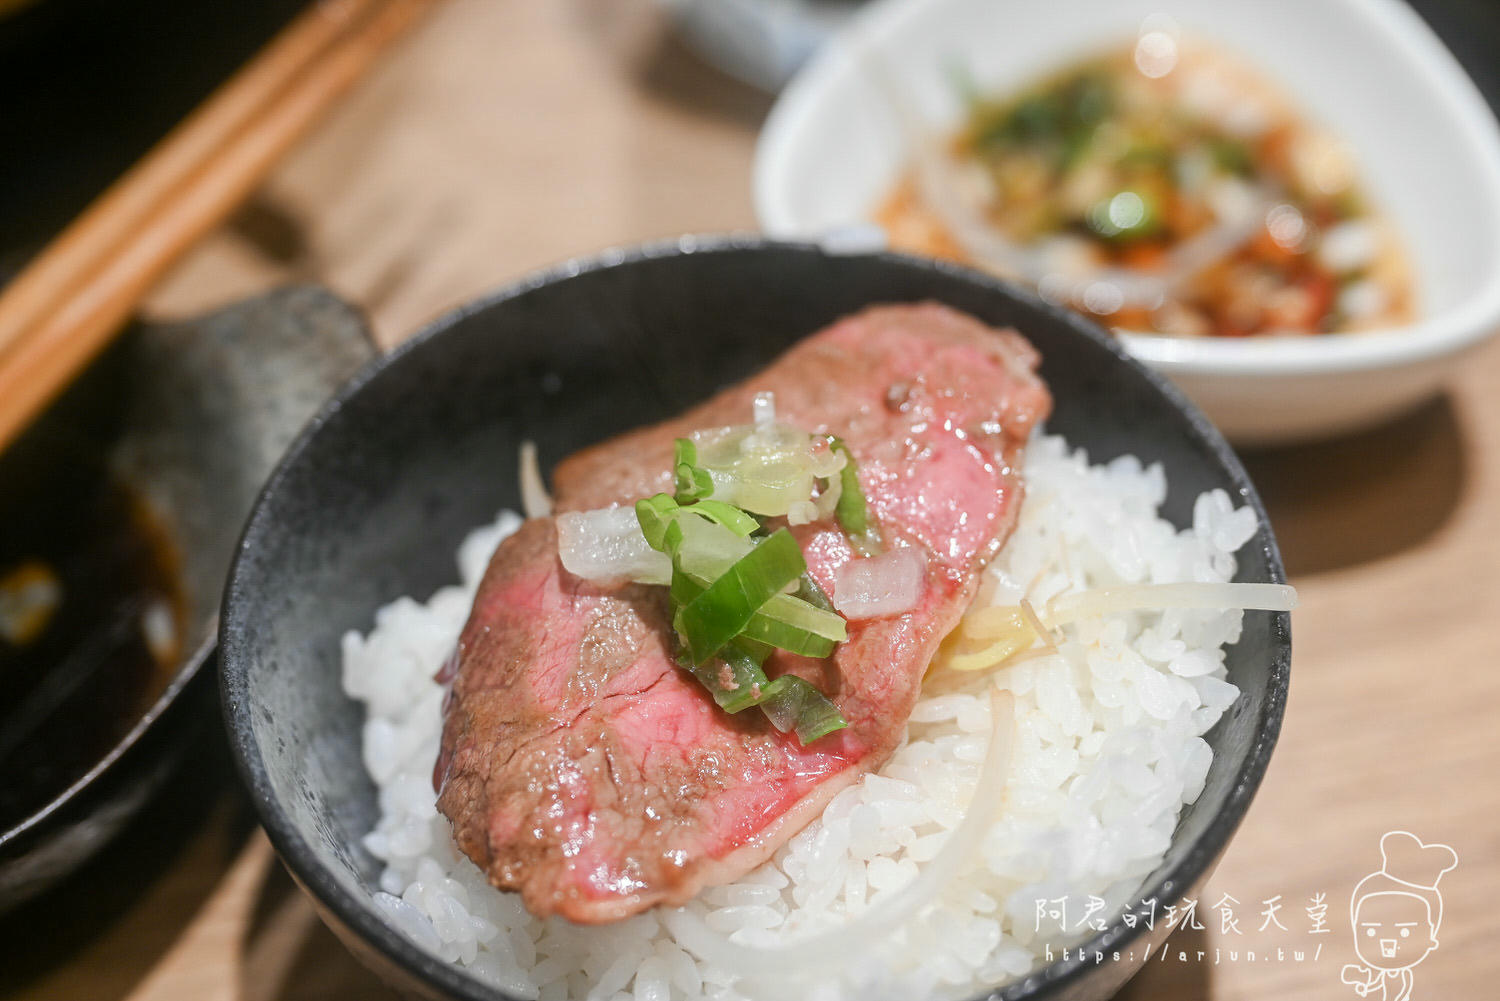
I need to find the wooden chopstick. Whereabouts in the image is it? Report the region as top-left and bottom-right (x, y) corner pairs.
(0, 0), (382, 362)
(0, 0), (434, 452)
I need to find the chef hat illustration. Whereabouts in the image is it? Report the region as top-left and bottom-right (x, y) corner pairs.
(1350, 831), (1459, 933)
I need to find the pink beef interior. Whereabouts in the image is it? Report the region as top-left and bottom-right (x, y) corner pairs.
(434, 302), (1053, 923)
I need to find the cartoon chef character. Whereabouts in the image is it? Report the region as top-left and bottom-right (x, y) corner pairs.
(1339, 831), (1457, 1001)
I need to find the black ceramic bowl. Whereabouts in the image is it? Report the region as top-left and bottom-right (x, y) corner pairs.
(220, 239), (1290, 1001)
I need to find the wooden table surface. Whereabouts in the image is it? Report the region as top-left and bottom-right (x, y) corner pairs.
(4, 2), (1498, 999)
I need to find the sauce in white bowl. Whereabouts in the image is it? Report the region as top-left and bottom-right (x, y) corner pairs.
(756, 0), (1500, 443)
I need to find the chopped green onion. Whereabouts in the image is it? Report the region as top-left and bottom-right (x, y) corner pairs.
(756, 592), (846, 644)
(688, 499), (759, 537)
(759, 675), (849, 743)
(679, 641), (768, 713)
(637, 493), (760, 557)
(673, 572), (843, 660)
(678, 529), (805, 665)
(739, 613), (838, 659)
(796, 571), (836, 613)
(621, 418), (859, 743)
(671, 558), (845, 643)
(714, 642), (770, 712)
(669, 566), (701, 604)
(677, 645), (846, 744)
(732, 634), (776, 665)
(827, 436), (877, 547)
(636, 493), (680, 551)
(670, 516), (754, 582)
(673, 439), (714, 503)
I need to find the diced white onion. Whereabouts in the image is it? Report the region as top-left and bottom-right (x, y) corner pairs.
(1045, 582), (1298, 626)
(1318, 220), (1377, 273)
(673, 515), (753, 581)
(518, 440), (551, 519)
(687, 417), (850, 521)
(556, 507), (670, 586)
(786, 500), (820, 526)
(694, 424), (818, 517)
(706, 463), (816, 518)
(1337, 280), (1387, 321)
(809, 444), (846, 480)
(815, 471), (844, 520)
(752, 391), (776, 429)
(832, 546), (927, 619)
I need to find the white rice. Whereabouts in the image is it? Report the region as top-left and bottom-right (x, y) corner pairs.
(342, 432), (1260, 1000)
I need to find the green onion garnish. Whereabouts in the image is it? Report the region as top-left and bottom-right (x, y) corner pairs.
(673, 439), (714, 503)
(676, 645), (849, 744)
(759, 675), (850, 743)
(681, 641), (768, 713)
(636, 493), (681, 551)
(671, 573), (844, 660)
(752, 592), (846, 647)
(738, 612), (839, 659)
(617, 424), (871, 744)
(796, 571), (836, 613)
(687, 499), (759, 537)
(827, 436), (873, 542)
(677, 528), (804, 664)
(637, 492), (759, 551)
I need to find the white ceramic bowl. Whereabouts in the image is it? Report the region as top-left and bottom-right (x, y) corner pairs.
(755, 0), (1500, 444)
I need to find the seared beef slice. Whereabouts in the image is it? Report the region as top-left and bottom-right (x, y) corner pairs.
(435, 303), (1052, 922)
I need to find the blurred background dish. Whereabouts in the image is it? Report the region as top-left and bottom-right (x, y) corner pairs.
(754, 0), (1500, 443)
(870, 36), (1415, 339)
(0, 288), (372, 913)
(660, 0), (863, 92)
(0, 0), (414, 911)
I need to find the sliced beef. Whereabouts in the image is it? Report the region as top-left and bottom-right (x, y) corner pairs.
(435, 302), (1052, 923)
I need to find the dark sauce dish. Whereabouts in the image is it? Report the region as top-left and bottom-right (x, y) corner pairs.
(0, 287), (373, 912)
(220, 238), (1290, 1001)
(0, 443), (185, 831)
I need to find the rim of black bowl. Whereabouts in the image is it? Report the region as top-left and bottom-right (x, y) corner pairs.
(220, 234), (1290, 1001)
(0, 632), (215, 852)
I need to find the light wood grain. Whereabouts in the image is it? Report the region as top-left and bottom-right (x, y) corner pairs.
(4, 1), (1498, 999)
(0, 0), (378, 358)
(0, 0), (434, 451)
